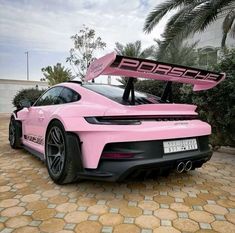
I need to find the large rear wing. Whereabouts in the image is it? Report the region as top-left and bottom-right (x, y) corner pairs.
(85, 52), (225, 91)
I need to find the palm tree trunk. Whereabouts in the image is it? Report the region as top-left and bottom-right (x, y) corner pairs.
(221, 33), (227, 48)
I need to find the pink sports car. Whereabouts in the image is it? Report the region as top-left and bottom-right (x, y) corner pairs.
(9, 52), (225, 184)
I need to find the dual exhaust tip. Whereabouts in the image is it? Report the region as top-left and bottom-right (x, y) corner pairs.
(176, 160), (192, 173)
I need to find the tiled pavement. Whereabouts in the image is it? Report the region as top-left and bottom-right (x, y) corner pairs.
(0, 114), (235, 233)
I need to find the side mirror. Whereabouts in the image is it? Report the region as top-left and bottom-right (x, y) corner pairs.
(19, 99), (32, 109)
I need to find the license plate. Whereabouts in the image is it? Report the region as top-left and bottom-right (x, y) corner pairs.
(163, 138), (198, 154)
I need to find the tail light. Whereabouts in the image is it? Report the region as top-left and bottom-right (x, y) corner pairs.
(85, 117), (141, 125)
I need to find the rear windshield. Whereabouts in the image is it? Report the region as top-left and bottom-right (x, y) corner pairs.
(83, 84), (160, 105)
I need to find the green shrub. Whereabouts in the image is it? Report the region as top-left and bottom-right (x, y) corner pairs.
(12, 88), (46, 109)
(134, 50), (235, 146)
(190, 51), (235, 146)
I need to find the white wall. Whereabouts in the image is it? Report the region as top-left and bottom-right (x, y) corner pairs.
(0, 79), (48, 113)
(187, 17), (235, 49)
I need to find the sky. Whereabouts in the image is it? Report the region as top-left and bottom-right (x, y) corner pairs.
(0, 0), (170, 82)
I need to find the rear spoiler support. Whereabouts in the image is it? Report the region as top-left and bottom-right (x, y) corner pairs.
(122, 78), (135, 105)
(161, 81), (173, 103)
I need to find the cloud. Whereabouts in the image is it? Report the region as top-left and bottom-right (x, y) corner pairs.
(0, 0), (168, 52)
(0, 0), (170, 80)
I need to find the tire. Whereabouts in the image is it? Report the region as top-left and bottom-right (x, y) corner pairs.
(9, 117), (21, 149)
(45, 120), (82, 184)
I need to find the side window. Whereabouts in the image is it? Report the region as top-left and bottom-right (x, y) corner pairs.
(34, 87), (63, 106)
(59, 87), (80, 104)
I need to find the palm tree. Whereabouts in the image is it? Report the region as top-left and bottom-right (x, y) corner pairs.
(154, 38), (198, 67)
(143, 0), (235, 56)
(41, 63), (73, 86)
(115, 40), (154, 84)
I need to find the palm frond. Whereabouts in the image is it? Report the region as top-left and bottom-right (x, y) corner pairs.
(143, 0), (198, 33)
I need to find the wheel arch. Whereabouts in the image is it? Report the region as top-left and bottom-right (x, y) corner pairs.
(44, 118), (84, 183)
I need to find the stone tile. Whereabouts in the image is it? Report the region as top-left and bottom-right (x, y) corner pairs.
(119, 206), (142, 217)
(153, 226), (180, 233)
(217, 199), (235, 208)
(42, 189), (60, 197)
(225, 212), (235, 224)
(228, 208), (235, 213)
(138, 200), (159, 211)
(47, 203), (56, 208)
(124, 217), (134, 224)
(184, 197), (206, 206)
(215, 214), (226, 221)
(189, 210), (215, 223)
(87, 204), (108, 215)
(97, 200), (107, 205)
(154, 209), (177, 220)
(173, 218), (199, 232)
(141, 229), (152, 233)
(125, 193), (143, 201)
(64, 223), (76, 230)
(102, 226), (113, 233)
(128, 201), (138, 206)
(39, 218), (65, 232)
(1, 206), (25, 217)
(26, 201), (47, 210)
(207, 200), (216, 204)
(55, 212), (66, 219)
(64, 211), (89, 223)
(78, 206), (87, 211)
(135, 215), (160, 229)
(5, 216), (31, 228)
(175, 198), (183, 203)
(0, 199), (19, 208)
(56, 203), (77, 213)
(99, 213), (123, 226)
(178, 212), (188, 219)
(192, 205), (203, 210)
(170, 203), (192, 212)
(107, 199), (128, 208)
(88, 215), (99, 221)
(23, 210), (34, 216)
(13, 226), (40, 233)
(48, 195), (68, 204)
(161, 219), (172, 226)
(144, 196), (153, 201)
(0, 228), (14, 233)
(212, 221), (235, 233)
(143, 210), (153, 215)
(204, 204), (228, 215)
(154, 196), (174, 204)
(0, 216), (8, 223)
(29, 220), (42, 227)
(21, 194), (40, 203)
(113, 224), (140, 233)
(199, 222), (212, 229)
(32, 208), (56, 220)
(160, 204), (169, 209)
(159, 191), (167, 196)
(75, 221), (102, 233)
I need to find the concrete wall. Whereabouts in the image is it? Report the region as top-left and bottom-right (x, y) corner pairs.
(0, 79), (48, 113)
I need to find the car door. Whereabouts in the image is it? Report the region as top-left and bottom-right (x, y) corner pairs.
(23, 87), (63, 152)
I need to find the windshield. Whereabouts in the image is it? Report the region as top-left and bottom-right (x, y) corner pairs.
(83, 84), (160, 105)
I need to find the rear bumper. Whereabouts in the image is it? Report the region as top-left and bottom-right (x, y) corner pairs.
(78, 136), (212, 181)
